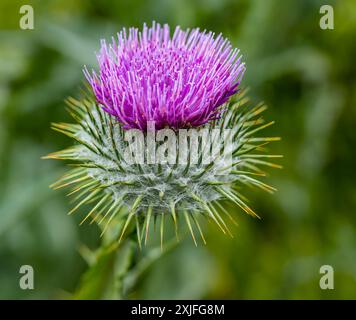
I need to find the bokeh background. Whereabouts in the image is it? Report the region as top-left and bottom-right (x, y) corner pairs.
(0, 0), (355, 299)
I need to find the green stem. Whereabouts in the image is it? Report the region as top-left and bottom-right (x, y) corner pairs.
(74, 226), (177, 300)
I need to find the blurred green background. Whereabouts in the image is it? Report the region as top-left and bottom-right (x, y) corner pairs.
(0, 0), (355, 299)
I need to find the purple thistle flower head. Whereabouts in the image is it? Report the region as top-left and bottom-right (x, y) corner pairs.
(84, 22), (245, 130)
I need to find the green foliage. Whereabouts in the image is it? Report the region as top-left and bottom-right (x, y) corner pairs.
(74, 240), (134, 299)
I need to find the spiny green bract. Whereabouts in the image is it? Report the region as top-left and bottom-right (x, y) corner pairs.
(44, 89), (281, 247)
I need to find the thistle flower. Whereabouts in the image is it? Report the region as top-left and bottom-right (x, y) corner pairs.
(45, 23), (281, 247)
(84, 22), (245, 130)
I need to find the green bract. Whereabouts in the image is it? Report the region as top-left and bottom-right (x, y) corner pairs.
(45, 89), (281, 247)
